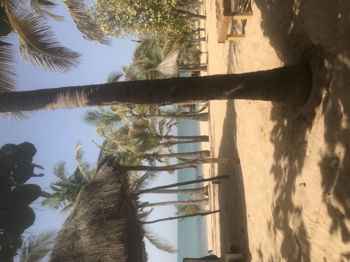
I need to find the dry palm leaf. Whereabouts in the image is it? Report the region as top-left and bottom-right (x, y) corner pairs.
(5, 4), (81, 72)
(154, 50), (179, 77)
(30, 0), (65, 21)
(0, 40), (15, 92)
(63, 0), (110, 45)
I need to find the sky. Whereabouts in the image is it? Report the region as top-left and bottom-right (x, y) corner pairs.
(1, 3), (178, 261)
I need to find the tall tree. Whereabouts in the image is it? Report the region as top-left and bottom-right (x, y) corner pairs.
(93, 0), (191, 41)
(0, 63), (312, 113)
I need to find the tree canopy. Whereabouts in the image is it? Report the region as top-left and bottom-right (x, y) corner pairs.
(93, 0), (191, 41)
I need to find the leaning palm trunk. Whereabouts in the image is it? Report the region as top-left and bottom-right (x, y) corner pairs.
(139, 150), (210, 161)
(142, 198), (208, 207)
(142, 186), (208, 197)
(136, 175), (228, 195)
(122, 158), (236, 172)
(160, 139), (208, 148)
(140, 112), (208, 121)
(0, 64), (312, 112)
(143, 210), (219, 224)
(158, 135), (208, 141)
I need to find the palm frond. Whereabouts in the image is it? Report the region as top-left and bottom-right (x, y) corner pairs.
(107, 71), (123, 83)
(0, 40), (15, 92)
(154, 50), (179, 77)
(5, 5), (80, 72)
(62, 0), (110, 45)
(144, 227), (176, 253)
(30, 0), (64, 21)
(53, 162), (68, 180)
(19, 231), (56, 262)
(74, 140), (94, 180)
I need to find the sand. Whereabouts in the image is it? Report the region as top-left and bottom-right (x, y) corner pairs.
(199, 0), (350, 261)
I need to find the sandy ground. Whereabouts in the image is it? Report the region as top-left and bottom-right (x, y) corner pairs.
(199, 0), (350, 261)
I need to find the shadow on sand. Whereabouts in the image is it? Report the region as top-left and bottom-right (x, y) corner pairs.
(216, 100), (250, 261)
(251, 0), (350, 261)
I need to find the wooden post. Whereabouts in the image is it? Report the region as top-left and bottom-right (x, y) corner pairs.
(217, 12), (253, 42)
(217, 16), (232, 43)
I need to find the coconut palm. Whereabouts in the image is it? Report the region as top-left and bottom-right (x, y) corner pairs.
(18, 231), (56, 262)
(41, 141), (95, 213)
(0, 63), (313, 113)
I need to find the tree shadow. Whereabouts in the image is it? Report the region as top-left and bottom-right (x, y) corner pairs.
(320, 54), (350, 245)
(253, 0), (350, 259)
(216, 100), (251, 261)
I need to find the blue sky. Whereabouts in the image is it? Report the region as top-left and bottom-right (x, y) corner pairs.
(1, 3), (178, 261)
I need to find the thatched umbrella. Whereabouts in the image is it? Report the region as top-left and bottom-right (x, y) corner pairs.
(49, 157), (146, 262)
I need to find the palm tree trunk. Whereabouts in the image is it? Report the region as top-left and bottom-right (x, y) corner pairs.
(158, 135), (208, 141)
(143, 210), (219, 224)
(142, 186), (208, 197)
(123, 158), (236, 172)
(141, 112), (208, 121)
(137, 175), (228, 195)
(0, 64), (312, 112)
(159, 140), (206, 147)
(143, 198), (208, 207)
(140, 150), (210, 161)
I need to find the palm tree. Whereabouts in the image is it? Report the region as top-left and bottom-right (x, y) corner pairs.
(18, 231), (56, 262)
(0, 63), (313, 113)
(41, 141), (95, 213)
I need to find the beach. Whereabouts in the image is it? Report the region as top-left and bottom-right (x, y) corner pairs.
(200, 0), (350, 261)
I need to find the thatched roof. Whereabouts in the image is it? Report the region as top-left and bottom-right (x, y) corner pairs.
(49, 157), (146, 262)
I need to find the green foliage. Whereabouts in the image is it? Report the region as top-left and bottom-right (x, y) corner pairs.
(123, 37), (201, 80)
(93, 0), (190, 41)
(176, 204), (203, 216)
(144, 227), (176, 253)
(42, 142), (95, 213)
(18, 231), (56, 262)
